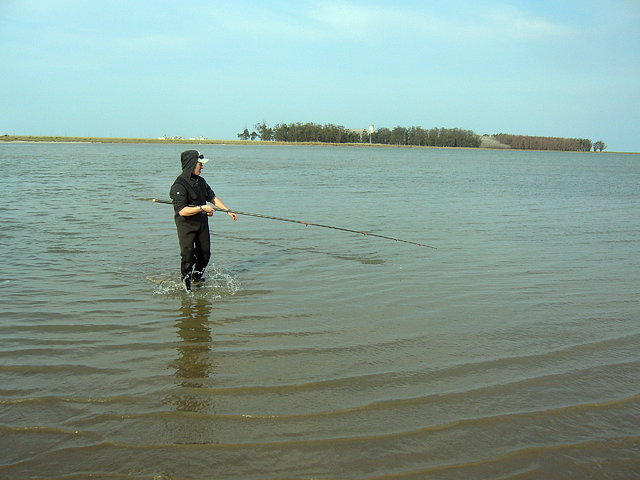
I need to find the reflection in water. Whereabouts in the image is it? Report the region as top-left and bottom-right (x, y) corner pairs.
(170, 297), (215, 412)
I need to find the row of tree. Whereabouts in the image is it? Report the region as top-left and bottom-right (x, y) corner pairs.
(240, 122), (482, 148)
(493, 134), (606, 152)
(238, 122), (605, 151)
(373, 126), (481, 147)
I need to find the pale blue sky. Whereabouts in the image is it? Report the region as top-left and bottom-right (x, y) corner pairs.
(1, 0), (639, 151)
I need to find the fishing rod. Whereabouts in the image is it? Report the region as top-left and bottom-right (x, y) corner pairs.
(152, 198), (436, 249)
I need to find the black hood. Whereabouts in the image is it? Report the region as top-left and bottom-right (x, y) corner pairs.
(180, 150), (200, 179)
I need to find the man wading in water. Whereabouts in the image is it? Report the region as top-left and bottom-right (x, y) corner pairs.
(170, 150), (237, 292)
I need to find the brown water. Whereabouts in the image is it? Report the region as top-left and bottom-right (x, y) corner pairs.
(0, 143), (639, 479)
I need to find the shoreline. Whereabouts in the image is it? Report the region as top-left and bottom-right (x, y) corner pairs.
(0, 135), (634, 154)
(0, 135), (484, 150)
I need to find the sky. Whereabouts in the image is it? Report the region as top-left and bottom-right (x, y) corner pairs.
(1, 0), (639, 151)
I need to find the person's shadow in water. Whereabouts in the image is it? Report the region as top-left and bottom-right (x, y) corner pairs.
(170, 296), (216, 413)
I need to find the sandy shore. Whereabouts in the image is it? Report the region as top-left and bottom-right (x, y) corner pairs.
(0, 135), (480, 149)
(0, 135), (250, 145)
(2, 135), (631, 153)
(1, 134), (495, 149)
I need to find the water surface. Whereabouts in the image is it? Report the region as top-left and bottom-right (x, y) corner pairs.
(0, 143), (638, 479)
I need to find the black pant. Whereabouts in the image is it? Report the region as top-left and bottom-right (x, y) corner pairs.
(175, 218), (211, 280)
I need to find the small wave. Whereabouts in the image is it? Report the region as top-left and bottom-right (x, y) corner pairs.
(0, 424), (95, 438)
(0, 394), (140, 406)
(0, 364), (129, 375)
(361, 436), (640, 480)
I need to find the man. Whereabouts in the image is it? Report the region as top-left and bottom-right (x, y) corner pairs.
(170, 150), (238, 291)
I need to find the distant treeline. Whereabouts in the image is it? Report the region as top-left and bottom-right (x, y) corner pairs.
(242, 122), (481, 147)
(239, 122), (605, 151)
(494, 134), (603, 152)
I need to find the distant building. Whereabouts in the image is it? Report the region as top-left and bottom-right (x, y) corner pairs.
(348, 128), (367, 136)
(159, 134), (187, 140)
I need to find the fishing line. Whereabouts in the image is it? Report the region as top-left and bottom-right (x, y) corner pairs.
(152, 198), (436, 249)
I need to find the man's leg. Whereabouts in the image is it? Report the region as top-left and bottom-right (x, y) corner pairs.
(177, 225), (198, 290)
(192, 223), (211, 283)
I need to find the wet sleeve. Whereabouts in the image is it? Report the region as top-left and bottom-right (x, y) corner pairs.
(169, 182), (188, 213)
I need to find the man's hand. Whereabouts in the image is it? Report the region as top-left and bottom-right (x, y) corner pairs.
(201, 204), (215, 216)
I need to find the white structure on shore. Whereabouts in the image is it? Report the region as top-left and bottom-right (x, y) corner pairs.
(159, 134), (208, 141)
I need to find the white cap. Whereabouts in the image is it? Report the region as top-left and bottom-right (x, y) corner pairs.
(197, 152), (209, 164)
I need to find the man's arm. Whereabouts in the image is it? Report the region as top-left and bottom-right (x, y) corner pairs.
(177, 204), (214, 217)
(213, 197), (238, 221)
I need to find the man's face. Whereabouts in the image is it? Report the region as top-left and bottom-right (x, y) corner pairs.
(192, 161), (204, 176)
